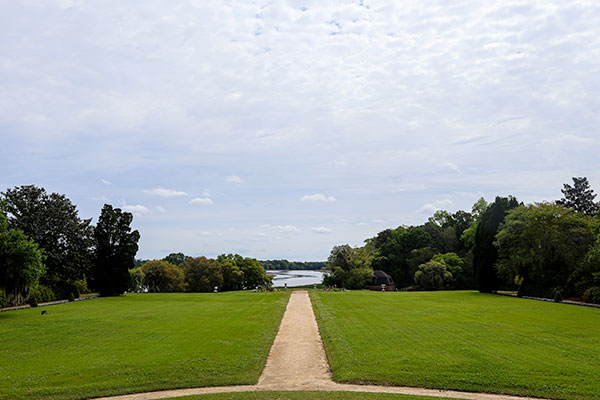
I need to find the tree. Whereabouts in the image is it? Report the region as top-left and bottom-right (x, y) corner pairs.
(414, 261), (452, 290)
(0, 202), (45, 305)
(432, 252), (465, 288)
(220, 259), (244, 291)
(93, 205), (140, 296)
(184, 257), (223, 292)
(496, 203), (594, 297)
(324, 245), (373, 289)
(473, 196), (519, 293)
(557, 177), (599, 216)
(162, 252), (190, 266)
(128, 267), (145, 293)
(216, 254), (271, 289)
(142, 260), (185, 292)
(1, 185), (94, 287)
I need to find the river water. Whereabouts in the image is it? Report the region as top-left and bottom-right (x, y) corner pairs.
(267, 270), (325, 287)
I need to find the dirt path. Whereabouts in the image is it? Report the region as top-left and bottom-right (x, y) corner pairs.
(93, 291), (545, 400)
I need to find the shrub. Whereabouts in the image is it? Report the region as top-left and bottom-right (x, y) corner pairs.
(73, 276), (91, 294)
(54, 281), (80, 301)
(29, 294), (38, 307)
(583, 286), (600, 304)
(68, 292), (75, 302)
(554, 289), (563, 303)
(0, 290), (12, 308)
(32, 285), (56, 303)
(414, 261), (452, 291)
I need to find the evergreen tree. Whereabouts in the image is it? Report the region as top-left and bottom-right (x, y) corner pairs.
(93, 205), (140, 296)
(473, 196), (519, 293)
(558, 177), (599, 216)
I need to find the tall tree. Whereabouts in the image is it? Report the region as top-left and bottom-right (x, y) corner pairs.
(496, 203), (594, 297)
(473, 196), (519, 293)
(0, 202), (45, 305)
(1, 185), (93, 286)
(558, 177), (599, 216)
(93, 205), (140, 296)
(184, 257), (222, 292)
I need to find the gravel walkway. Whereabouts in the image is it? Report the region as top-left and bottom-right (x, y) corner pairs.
(92, 291), (546, 400)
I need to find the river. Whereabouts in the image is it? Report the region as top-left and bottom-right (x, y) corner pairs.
(267, 270), (325, 287)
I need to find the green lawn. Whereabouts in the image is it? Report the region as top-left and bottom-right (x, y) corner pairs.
(0, 292), (289, 400)
(180, 391), (439, 400)
(311, 290), (600, 400)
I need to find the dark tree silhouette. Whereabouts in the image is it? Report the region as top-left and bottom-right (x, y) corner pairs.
(557, 177), (599, 216)
(93, 204), (140, 296)
(473, 196), (519, 293)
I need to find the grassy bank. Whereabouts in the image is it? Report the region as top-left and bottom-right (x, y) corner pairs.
(0, 291), (289, 400)
(311, 290), (600, 400)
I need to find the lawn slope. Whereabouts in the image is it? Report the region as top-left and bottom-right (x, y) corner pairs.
(311, 290), (600, 400)
(0, 292), (289, 400)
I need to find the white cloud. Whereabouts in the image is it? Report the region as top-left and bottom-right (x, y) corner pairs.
(144, 187), (188, 197)
(312, 226), (332, 234)
(300, 193), (337, 203)
(100, 178), (111, 185)
(189, 197), (214, 205)
(226, 175), (244, 184)
(121, 204), (150, 217)
(155, 206), (167, 213)
(418, 199), (455, 215)
(261, 224), (299, 233)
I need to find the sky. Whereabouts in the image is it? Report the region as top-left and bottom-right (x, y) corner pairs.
(1, 1), (600, 261)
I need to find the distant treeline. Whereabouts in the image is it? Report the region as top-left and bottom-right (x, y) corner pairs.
(325, 177), (600, 304)
(259, 260), (327, 271)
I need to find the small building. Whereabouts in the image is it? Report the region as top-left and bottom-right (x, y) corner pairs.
(368, 270), (395, 292)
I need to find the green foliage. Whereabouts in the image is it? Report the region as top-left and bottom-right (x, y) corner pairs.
(128, 267), (145, 293)
(496, 203), (594, 297)
(31, 285), (55, 303)
(414, 261), (452, 290)
(93, 204), (140, 296)
(217, 254), (271, 289)
(473, 195), (519, 293)
(554, 289), (563, 303)
(73, 275), (91, 295)
(0, 292), (289, 400)
(311, 290), (600, 400)
(371, 227), (431, 288)
(324, 245), (373, 289)
(582, 287), (600, 304)
(258, 260), (327, 270)
(0, 218), (45, 306)
(162, 252), (190, 266)
(1, 185), (94, 287)
(184, 257), (223, 292)
(219, 259), (244, 291)
(141, 260), (185, 292)
(431, 252), (465, 288)
(557, 177), (599, 216)
(28, 293), (38, 307)
(53, 280), (80, 301)
(67, 292), (75, 302)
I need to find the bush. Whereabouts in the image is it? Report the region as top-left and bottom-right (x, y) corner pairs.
(68, 292), (75, 302)
(0, 290), (12, 308)
(554, 289), (563, 303)
(29, 294), (38, 307)
(53, 281), (80, 301)
(32, 285), (56, 303)
(73, 276), (91, 294)
(583, 286), (600, 304)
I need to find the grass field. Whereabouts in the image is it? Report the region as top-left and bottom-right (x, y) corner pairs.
(180, 391), (439, 400)
(0, 292), (289, 400)
(311, 290), (600, 400)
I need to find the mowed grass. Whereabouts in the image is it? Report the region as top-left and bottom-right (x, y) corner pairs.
(0, 292), (290, 400)
(180, 391), (440, 400)
(311, 290), (600, 400)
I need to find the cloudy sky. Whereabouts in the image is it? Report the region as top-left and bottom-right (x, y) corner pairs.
(1, 1), (599, 261)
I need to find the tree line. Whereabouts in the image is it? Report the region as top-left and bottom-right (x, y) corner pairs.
(0, 185), (140, 306)
(258, 260), (327, 271)
(325, 177), (600, 304)
(129, 253), (271, 293)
